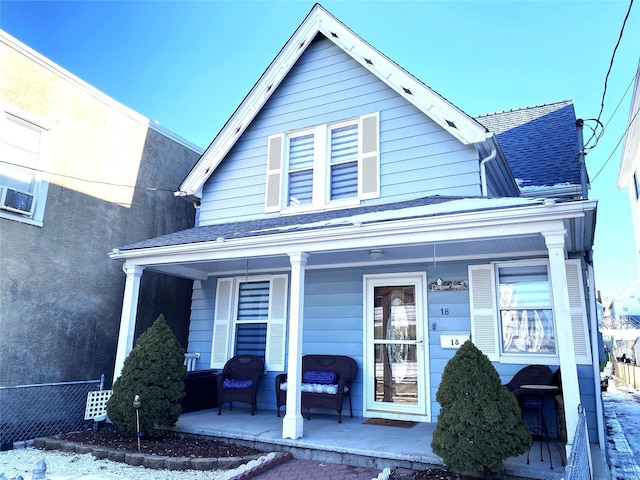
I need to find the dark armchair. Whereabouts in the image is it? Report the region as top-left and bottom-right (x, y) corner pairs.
(217, 355), (264, 415)
(505, 364), (553, 405)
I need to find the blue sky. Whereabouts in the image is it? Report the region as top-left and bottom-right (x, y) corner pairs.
(1, 1), (639, 298)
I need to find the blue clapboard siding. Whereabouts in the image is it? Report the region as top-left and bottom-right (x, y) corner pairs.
(185, 261), (600, 434)
(198, 36), (480, 226)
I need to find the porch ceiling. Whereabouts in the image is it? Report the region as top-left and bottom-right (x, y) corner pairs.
(141, 233), (549, 279)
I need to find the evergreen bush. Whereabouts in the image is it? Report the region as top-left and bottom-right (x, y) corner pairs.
(431, 341), (531, 479)
(107, 314), (186, 433)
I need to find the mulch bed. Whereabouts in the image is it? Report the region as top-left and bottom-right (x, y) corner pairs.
(54, 429), (479, 480)
(54, 429), (265, 458)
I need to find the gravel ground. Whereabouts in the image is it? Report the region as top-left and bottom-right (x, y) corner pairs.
(0, 447), (227, 480)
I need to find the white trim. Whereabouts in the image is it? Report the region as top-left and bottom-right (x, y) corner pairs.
(178, 5), (488, 197)
(110, 201), (596, 265)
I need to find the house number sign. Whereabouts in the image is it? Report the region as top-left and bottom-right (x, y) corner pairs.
(440, 332), (470, 349)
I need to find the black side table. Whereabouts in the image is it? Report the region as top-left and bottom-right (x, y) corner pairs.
(520, 384), (566, 470)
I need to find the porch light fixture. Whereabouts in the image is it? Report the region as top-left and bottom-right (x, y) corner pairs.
(369, 249), (384, 260)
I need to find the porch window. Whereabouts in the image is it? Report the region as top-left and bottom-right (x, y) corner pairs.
(265, 112), (380, 213)
(469, 259), (591, 364)
(234, 281), (270, 357)
(211, 275), (288, 371)
(498, 264), (556, 355)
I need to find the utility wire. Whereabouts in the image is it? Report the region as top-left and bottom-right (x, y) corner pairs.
(584, 0), (634, 151)
(0, 158), (179, 193)
(591, 103), (640, 183)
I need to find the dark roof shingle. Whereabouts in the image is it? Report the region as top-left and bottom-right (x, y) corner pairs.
(476, 100), (584, 189)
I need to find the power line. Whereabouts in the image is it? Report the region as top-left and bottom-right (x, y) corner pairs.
(591, 103), (640, 183)
(0, 159), (180, 193)
(584, 0), (634, 152)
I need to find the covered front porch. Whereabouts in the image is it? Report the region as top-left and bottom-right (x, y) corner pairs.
(170, 406), (609, 480)
(110, 197), (601, 450)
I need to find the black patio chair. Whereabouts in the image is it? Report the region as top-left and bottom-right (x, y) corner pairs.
(217, 355), (264, 415)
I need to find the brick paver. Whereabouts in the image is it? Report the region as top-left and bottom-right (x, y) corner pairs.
(253, 458), (380, 480)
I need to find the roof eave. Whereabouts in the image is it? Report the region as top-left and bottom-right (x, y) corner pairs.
(178, 4), (488, 197)
(110, 199), (597, 263)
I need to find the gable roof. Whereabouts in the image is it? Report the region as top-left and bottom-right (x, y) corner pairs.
(476, 100), (586, 192)
(177, 3), (490, 199)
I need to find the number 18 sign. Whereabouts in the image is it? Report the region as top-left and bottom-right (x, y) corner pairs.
(440, 332), (470, 349)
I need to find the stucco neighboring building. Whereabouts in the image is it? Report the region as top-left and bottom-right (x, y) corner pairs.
(0, 29), (202, 388)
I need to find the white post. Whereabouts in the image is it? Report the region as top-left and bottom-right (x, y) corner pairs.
(112, 264), (144, 383)
(282, 252), (309, 439)
(543, 230), (579, 452)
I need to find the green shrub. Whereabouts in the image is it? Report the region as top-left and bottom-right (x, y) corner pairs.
(107, 314), (186, 433)
(431, 341), (531, 479)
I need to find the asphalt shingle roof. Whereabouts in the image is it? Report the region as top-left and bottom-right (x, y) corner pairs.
(476, 100), (584, 189)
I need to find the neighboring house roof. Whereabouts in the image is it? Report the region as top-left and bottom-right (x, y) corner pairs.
(177, 3), (490, 199)
(476, 100), (585, 193)
(117, 195), (551, 251)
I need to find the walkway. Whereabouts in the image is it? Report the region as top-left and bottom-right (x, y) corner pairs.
(603, 383), (640, 480)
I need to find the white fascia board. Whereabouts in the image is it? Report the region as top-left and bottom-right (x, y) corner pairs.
(178, 5), (488, 197)
(110, 200), (596, 267)
(314, 9), (487, 146)
(179, 8), (325, 196)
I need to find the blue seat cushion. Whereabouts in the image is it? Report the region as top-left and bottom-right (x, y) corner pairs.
(303, 370), (337, 385)
(223, 378), (253, 389)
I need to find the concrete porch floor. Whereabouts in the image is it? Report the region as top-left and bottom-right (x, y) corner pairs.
(171, 407), (609, 480)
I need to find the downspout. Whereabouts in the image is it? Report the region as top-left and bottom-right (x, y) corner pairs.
(587, 263), (606, 450)
(480, 146), (497, 197)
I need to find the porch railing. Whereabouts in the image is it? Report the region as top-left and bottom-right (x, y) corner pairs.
(0, 376), (103, 448)
(564, 404), (592, 480)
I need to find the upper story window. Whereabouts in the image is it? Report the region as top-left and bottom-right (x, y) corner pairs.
(265, 113), (379, 213)
(0, 106), (50, 226)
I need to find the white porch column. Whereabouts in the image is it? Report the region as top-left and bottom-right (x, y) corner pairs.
(282, 252), (309, 439)
(112, 264), (144, 384)
(543, 231), (580, 450)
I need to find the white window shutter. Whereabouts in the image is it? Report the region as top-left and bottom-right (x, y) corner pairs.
(211, 278), (234, 369)
(565, 259), (592, 365)
(468, 265), (499, 361)
(266, 274), (288, 371)
(359, 112), (380, 199)
(265, 134), (284, 212)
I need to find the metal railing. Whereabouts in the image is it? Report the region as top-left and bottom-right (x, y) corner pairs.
(564, 404), (592, 480)
(0, 376), (103, 448)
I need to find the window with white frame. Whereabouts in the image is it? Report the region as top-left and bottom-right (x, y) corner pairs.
(0, 107), (50, 225)
(498, 264), (556, 355)
(211, 275), (288, 371)
(468, 259), (591, 364)
(265, 112), (379, 213)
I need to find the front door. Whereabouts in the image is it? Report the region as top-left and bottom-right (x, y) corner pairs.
(364, 273), (429, 419)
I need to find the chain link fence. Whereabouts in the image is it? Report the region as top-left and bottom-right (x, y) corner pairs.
(0, 376), (103, 449)
(564, 404), (592, 480)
